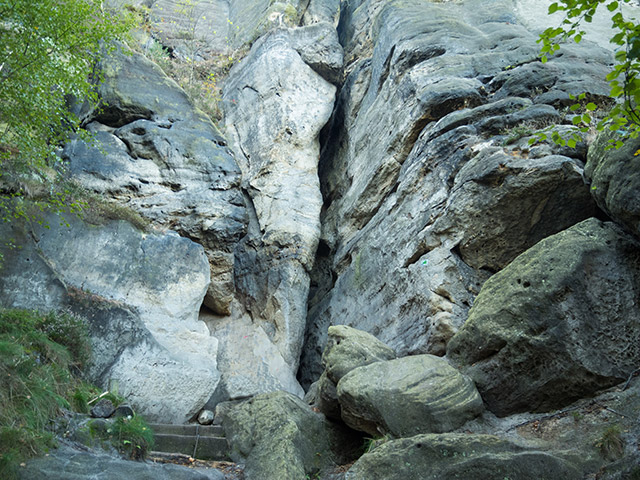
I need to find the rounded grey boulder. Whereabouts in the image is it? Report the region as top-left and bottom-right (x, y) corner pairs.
(337, 354), (483, 437)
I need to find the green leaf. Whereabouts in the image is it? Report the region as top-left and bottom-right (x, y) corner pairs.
(607, 1), (619, 11)
(567, 138), (577, 148)
(586, 102), (598, 111)
(549, 2), (560, 13)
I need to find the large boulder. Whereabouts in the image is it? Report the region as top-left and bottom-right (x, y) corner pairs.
(344, 433), (581, 480)
(447, 218), (640, 417)
(0, 213), (218, 424)
(585, 129), (640, 239)
(221, 391), (359, 480)
(323, 325), (396, 382)
(337, 355), (483, 437)
(313, 325), (396, 420)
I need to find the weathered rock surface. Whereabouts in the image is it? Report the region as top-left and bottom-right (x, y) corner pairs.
(312, 325), (396, 419)
(322, 325), (396, 382)
(585, 129), (640, 239)
(286, 22), (344, 84)
(221, 391), (360, 480)
(447, 218), (640, 417)
(302, 0), (341, 26)
(337, 354), (483, 437)
(20, 442), (225, 480)
(214, 24), (337, 399)
(344, 433), (581, 480)
(300, 0), (609, 387)
(227, 0), (306, 48)
(65, 47), (247, 317)
(148, 0), (231, 58)
(201, 306), (305, 402)
(0, 213), (218, 424)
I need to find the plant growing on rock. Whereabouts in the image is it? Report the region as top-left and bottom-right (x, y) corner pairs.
(596, 424), (625, 460)
(108, 415), (154, 460)
(536, 0), (640, 149)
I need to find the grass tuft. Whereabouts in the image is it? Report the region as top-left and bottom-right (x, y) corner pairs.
(0, 308), (91, 479)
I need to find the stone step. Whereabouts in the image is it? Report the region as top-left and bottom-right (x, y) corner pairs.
(148, 423), (224, 437)
(151, 434), (230, 461)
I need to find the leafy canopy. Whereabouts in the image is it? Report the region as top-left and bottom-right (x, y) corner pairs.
(537, 0), (640, 149)
(0, 0), (130, 184)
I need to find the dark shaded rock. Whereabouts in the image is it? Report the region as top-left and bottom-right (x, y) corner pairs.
(435, 151), (600, 272)
(344, 433), (581, 480)
(287, 22), (344, 83)
(447, 218), (640, 416)
(585, 129), (640, 239)
(315, 371), (341, 420)
(90, 399), (115, 419)
(337, 355), (483, 437)
(114, 405), (135, 419)
(20, 442), (224, 480)
(221, 391), (360, 480)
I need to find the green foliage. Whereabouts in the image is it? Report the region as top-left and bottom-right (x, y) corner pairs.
(362, 434), (390, 454)
(107, 415), (154, 460)
(536, 0), (640, 149)
(0, 0), (131, 176)
(502, 125), (534, 145)
(0, 0), (133, 243)
(0, 308), (92, 479)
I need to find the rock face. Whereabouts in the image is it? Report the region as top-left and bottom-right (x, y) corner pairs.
(0, 213), (218, 424)
(300, 0), (608, 386)
(65, 47), (247, 317)
(212, 24), (338, 399)
(585, 130), (640, 239)
(344, 434), (581, 480)
(447, 218), (640, 417)
(337, 354), (483, 437)
(221, 391), (359, 480)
